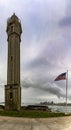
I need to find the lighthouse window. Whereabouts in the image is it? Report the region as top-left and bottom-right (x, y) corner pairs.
(10, 92), (13, 99)
(11, 56), (13, 61)
(11, 25), (14, 32)
(10, 85), (12, 89)
(11, 26), (13, 31)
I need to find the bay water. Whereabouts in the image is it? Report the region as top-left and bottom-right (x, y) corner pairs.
(48, 105), (71, 113)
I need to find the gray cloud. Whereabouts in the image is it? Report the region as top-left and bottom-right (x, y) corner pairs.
(59, 17), (71, 27)
(59, 0), (71, 27)
(21, 77), (65, 99)
(27, 56), (51, 70)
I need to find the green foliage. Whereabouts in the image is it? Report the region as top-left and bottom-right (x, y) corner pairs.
(0, 110), (65, 118)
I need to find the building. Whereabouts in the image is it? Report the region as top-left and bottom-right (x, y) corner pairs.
(23, 105), (51, 111)
(5, 13), (22, 110)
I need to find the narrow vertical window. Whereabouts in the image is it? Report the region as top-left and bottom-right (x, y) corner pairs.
(10, 92), (13, 99)
(10, 85), (12, 89)
(11, 56), (13, 61)
(11, 25), (14, 32)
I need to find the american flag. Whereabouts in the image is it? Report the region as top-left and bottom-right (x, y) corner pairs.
(55, 72), (66, 81)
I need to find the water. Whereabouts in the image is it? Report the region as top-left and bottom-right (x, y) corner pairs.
(48, 105), (71, 113)
(1, 102), (71, 113)
(22, 103), (71, 113)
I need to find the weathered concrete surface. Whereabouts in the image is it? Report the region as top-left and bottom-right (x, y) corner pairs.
(0, 116), (71, 130)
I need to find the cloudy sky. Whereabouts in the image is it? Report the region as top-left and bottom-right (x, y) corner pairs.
(0, 0), (71, 105)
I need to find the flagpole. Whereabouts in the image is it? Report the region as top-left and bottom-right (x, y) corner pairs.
(66, 70), (68, 114)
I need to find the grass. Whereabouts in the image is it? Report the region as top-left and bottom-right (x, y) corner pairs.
(0, 110), (66, 118)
